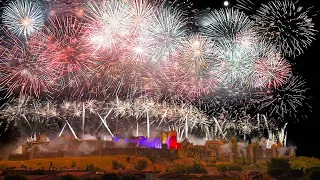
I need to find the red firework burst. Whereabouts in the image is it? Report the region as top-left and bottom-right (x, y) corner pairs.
(30, 15), (95, 90)
(254, 53), (292, 89)
(0, 30), (53, 98)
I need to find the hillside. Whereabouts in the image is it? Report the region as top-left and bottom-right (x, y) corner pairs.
(0, 155), (197, 172)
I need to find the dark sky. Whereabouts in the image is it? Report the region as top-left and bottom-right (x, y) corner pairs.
(0, 0), (319, 158)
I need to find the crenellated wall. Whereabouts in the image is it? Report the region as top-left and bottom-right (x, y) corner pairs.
(8, 138), (294, 163)
(33, 150), (65, 159)
(8, 146), (179, 161)
(8, 153), (29, 161)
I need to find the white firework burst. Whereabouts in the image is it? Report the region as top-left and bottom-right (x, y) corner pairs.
(2, 0), (44, 37)
(200, 8), (254, 41)
(253, 0), (316, 57)
(143, 7), (187, 61)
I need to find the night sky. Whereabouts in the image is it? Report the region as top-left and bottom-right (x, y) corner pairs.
(0, 0), (319, 158)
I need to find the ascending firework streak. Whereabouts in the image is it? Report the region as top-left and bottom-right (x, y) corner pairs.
(97, 111), (114, 137)
(58, 120), (79, 139)
(213, 117), (226, 140)
(82, 102), (85, 136)
(279, 123), (288, 146)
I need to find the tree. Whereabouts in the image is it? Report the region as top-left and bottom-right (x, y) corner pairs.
(126, 157), (131, 163)
(267, 168), (284, 179)
(266, 158), (291, 179)
(71, 161), (76, 168)
(4, 175), (27, 180)
(112, 160), (125, 170)
(216, 164), (227, 173)
(290, 169), (304, 180)
(134, 159), (148, 171)
(267, 158), (291, 172)
(148, 156), (157, 164)
(61, 174), (80, 180)
(307, 169), (320, 180)
(112, 160), (120, 170)
(291, 157), (320, 170)
(102, 173), (121, 180)
(86, 164), (100, 171)
(226, 163), (242, 171)
(189, 162), (208, 174)
(122, 175), (139, 180)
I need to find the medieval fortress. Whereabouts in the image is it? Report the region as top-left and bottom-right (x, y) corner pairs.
(8, 131), (296, 163)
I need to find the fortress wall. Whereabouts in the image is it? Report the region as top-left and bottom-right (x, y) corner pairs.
(9, 138), (295, 163)
(33, 151), (64, 159)
(65, 150), (85, 157)
(265, 149), (273, 159)
(8, 154), (28, 161)
(255, 148), (264, 160)
(99, 147), (179, 159)
(216, 155), (230, 162)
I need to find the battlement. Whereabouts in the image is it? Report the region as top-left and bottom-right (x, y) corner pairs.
(8, 146), (179, 161)
(9, 135), (295, 163)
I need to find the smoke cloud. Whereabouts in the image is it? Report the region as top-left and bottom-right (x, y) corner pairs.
(78, 141), (96, 154)
(220, 142), (232, 155)
(278, 146), (297, 157)
(82, 134), (96, 140)
(186, 134), (207, 145)
(237, 141), (248, 155)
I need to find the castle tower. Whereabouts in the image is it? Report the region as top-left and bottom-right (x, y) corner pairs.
(27, 147), (34, 160)
(161, 132), (167, 144)
(59, 150), (66, 158)
(289, 147), (296, 158)
(272, 145), (278, 158)
(96, 138), (102, 156)
(229, 152), (235, 163)
(232, 146), (238, 157)
(249, 145), (257, 164)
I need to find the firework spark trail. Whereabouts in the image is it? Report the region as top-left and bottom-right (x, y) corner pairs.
(44, 0), (85, 17)
(235, 0), (269, 14)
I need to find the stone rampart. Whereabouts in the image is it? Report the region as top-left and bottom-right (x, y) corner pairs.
(8, 153), (28, 161)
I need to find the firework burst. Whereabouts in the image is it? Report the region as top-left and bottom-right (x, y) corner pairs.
(200, 8), (254, 41)
(143, 6), (187, 61)
(179, 34), (217, 75)
(259, 76), (309, 120)
(2, 0), (44, 37)
(30, 15), (95, 91)
(253, 0), (316, 57)
(0, 30), (52, 98)
(253, 53), (292, 88)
